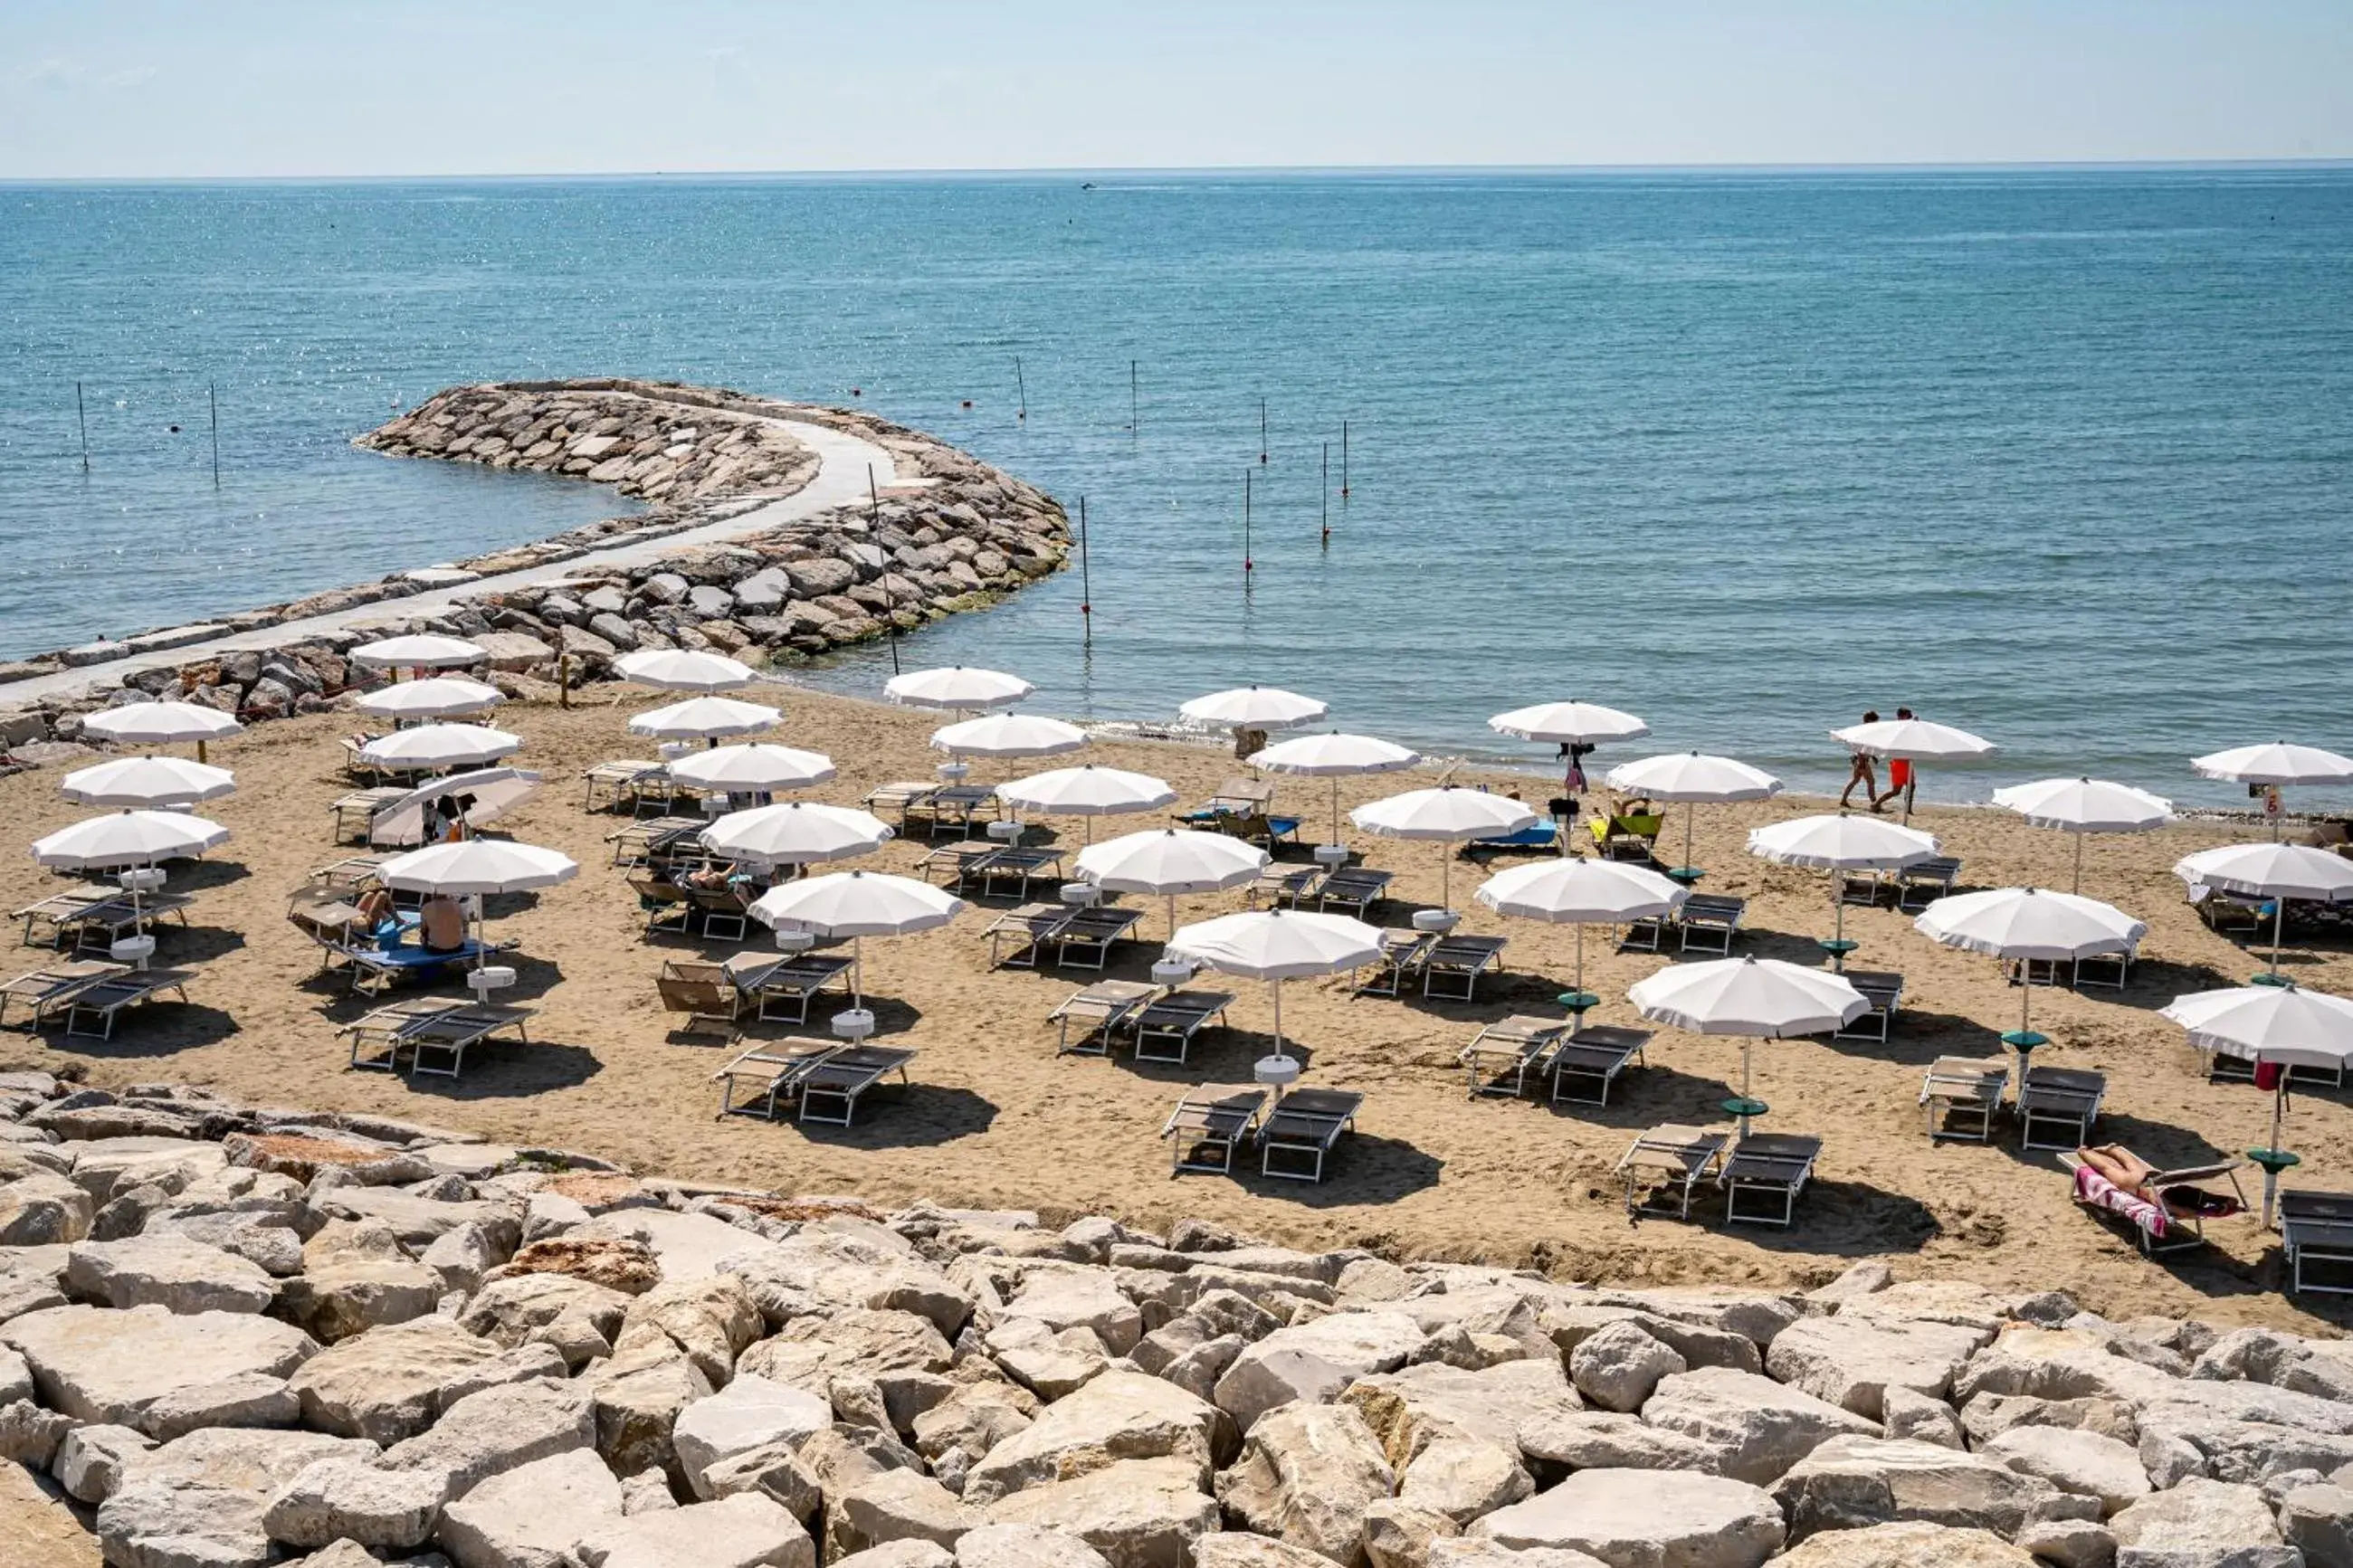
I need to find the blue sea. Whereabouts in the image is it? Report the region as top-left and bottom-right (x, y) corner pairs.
(4, 168), (2350, 804)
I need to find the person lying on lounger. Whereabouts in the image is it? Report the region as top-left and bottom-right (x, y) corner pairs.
(683, 862), (755, 893)
(354, 883), (398, 941)
(2074, 1144), (2158, 1199)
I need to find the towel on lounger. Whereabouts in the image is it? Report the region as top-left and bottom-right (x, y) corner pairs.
(2074, 1162), (2167, 1240)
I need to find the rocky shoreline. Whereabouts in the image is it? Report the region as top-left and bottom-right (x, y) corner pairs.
(0, 379), (1069, 753)
(2, 1066), (2347, 1568)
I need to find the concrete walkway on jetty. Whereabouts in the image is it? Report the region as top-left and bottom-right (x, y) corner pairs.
(0, 401), (900, 710)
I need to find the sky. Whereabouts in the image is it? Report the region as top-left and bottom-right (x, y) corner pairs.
(4, 2), (2350, 179)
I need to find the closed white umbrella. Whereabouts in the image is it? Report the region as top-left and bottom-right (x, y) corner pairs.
(2161, 984), (2353, 1223)
(749, 870), (964, 1012)
(357, 677), (505, 721)
(1247, 731), (1419, 851)
(702, 802), (891, 868)
(62, 755), (235, 808)
(366, 767), (544, 848)
(33, 811), (228, 869)
(1076, 828), (1270, 940)
(1488, 700), (1651, 746)
(1991, 777), (2170, 893)
(929, 714), (1088, 759)
(996, 766), (1178, 845)
(1916, 886), (2147, 1042)
(1475, 857), (1688, 993)
(613, 649), (757, 691)
(1629, 956), (1867, 1136)
(2193, 742), (2353, 841)
(626, 697), (780, 744)
(2174, 842), (2353, 978)
(377, 837), (576, 974)
(1829, 716), (1996, 823)
(885, 665), (1034, 712)
(349, 634), (486, 670)
(668, 745), (837, 794)
(1167, 908), (1383, 1067)
(357, 724), (521, 772)
(1179, 686), (1329, 732)
(81, 701), (241, 763)
(1605, 752), (1783, 879)
(1748, 813), (1939, 952)
(1352, 786), (1538, 912)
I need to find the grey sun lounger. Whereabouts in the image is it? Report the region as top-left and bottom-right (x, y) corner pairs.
(1460, 1014), (1571, 1098)
(1131, 990), (1234, 1065)
(56, 893), (195, 955)
(1836, 971), (1904, 1043)
(2208, 1049), (2344, 1091)
(1896, 856), (1963, 911)
(916, 841), (1005, 889)
(65, 967), (195, 1040)
(402, 1003), (535, 1079)
(1920, 1055), (2010, 1142)
(1548, 1025), (1652, 1106)
(1676, 894), (1746, 955)
(907, 784), (999, 841)
(1618, 1124), (1729, 1220)
(2282, 1191), (2353, 1295)
(629, 874), (693, 936)
(15, 889), (113, 948)
(2019, 1066), (2107, 1151)
(795, 1045), (918, 1126)
(1053, 906), (1142, 969)
(1162, 1088), (1268, 1175)
(1318, 868), (1395, 916)
(585, 759), (669, 813)
(1720, 1133), (1823, 1227)
(1354, 928), (1434, 996)
(1050, 980), (1159, 1056)
(975, 847), (1066, 901)
(605, 816), (707, 869)
(1258, 1087), (1363, 1182)
(658, 960), (746, 1043)
(1249, 865), (1327, 909)
(1420, 934), (1507, 1000)
(0, 960), (127, 1031)
(341, 995), (467, 1070)
(713, 1038), (848, 1121)
(731, 953), (854, 1025)
(330, 786), (410, 843)
(986, 903), (1075, 969)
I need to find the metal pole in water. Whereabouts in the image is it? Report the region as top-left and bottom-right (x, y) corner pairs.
(870, 464), (900, 675)
(1340, 419), (1350, 499)
(1243, 470), (1253, 580)
(208, 383), (221, 488)
(1129, 360), (1138, 438)
(75, 382), (90, 473)
(1260, 398), (1268, 464)
(1015, 356), (1028, 423)
(1320, 442), (1329, 546)
(1078, 495), (1093, 642)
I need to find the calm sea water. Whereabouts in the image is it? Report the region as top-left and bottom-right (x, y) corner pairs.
(4, 169), (2349, 803)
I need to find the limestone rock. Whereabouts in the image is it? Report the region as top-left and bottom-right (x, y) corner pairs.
(0, 1242), (71, 1320)
(1981, 1424), (2151, 1516)
(276, 1220), (443, 1344)
(1426, 1543), (1606, 1568)
(590, 1341), (716, 1478)
(263, 1454), (446, 1550)
(722, 1227), (975, 1339)
(0, 1396), (72, 1465)
(2278, 1481), (2353, 1568)
(1361, 1498), (1462, 1568)
(737, 1307), (953, 1409)
(1770, 1435), (2070, 1544)
(490, 1233), (661, 1295)
(576, 1490), (817, 1568)
(65, 1231), (277, 1314)
(100, 1427), (376, 1568)
(1569, 1321), (1685, 1414)
(2106, 1478), (2298, 1568)
(578, 1206), (782, 1282)
(458, 1269), (632, 1364)
(52, 1420), (154, 1503)
(1773, 1520), (2037, 1567)
(142, 1371), (302, 1440)
(983, 1456), (1219, 1568)
(699, 1439), (823, 1523)
(674, 1373), (834, 1497)
(1637, 1365), (1878, 1485)
(1, 1302), (317, 1433)
(963, 1369), (1226, 1506)
(1515, 1411), (1722, 1473)
(1005, 1269), (1143, 1355)
(1398, 1439), (1534, 1528)
(376, 1375), (596, 1504)
(1879, 1387), (1966, 1449)
(1215, 1311), (1428, 1430)
(290, 1316), (542, 1444)
(1201, 1535), (1361, 1568)
(0, 1170), (93, 1245)
(828, 1467), (980, 1557)
(1216, 1399), (1396, 1562)
(435, 1447), (625, 1568)
(912, 1380), (1037, 1469)
(617, 1272), (766, 1386)
(2018, 1518), (2120, 1568)
(1472, 1468), (1786, 1568)
(958, 1522), (1116, 1568)
(66, 1136), (225, 1204)
(1765, 1314), (1993, 1421)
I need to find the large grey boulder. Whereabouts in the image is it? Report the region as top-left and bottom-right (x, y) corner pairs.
(376, 1375), (596, 1504)
(2, 1302), (317, 1432)
(67, 1136), (225, 1203)
(1570, 1321), (1685, 1414)
(1771, 1520), (2039, 1567)
(1004, 1269), (1143, 1355)
(1879, 1387), (1966, 1449)
(1516, 1411), (1723, 1473)
(1637, 1366), (1878, 1485)
(958, 1522), (1116, 1568)
(1764, 1313), (1992, 1420)
(735, 1307), (953, 1410)
(721, 1223), (975, 1339)
(1398, 1438), (1535, 1527)
(1770, 1435), (2073, 1544)
(1472, 1468), (1786, 1568)
(0, 1241), (71, 1320)
(982, 1455), (1219, 1568)
(290, 1316), (555, 1444)
(141, 1369), (302, 1440)
(100, 1427), (375, 1568)
(2106, 1478), (2300, 1568)
(826, 1467), (980, 1558)
(1345, 1358), (1581, 1471)
(435, 1446), (626, 1568)
(2279, 1480), (2353, 1568)
(263, 1454), (446, 1550)
(0, 1170), (94, 1245)
(458, 1269), (632, 1364)
(579, 1205), (782, 1282)
(51, 1421), (154, 1503)
(1215, 1312), (1429, 1430)
(615, 1272), (766, 1387)
(673, 1373), (834, 1497)
(587, 1340), (716, 1479)
(65, 1231), (278, 1314)
(274, 1219), (443, 1344)
(1980, 1425), (2152, 1516)
(576, 1490), (817, 1568)
(963, 1370), (1226, 1506)
(1215, 1399), (1396, 1563)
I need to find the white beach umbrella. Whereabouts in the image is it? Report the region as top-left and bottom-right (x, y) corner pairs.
(929, 713), (1088, 760)
(1916, 887), (2147, 1041)
(1488, 700), (1652, 746)
(1829, 716), (1996, 822)
(1475, 857), (1688, 993)
(626, 697), (781, 743)
(749, 870), (964, 1010)
(2173, 842), (2353, 977)
(1605, 752), (1783, 877)
(2161, 983), (2353, 1223)
(1167, 908), (1383, 1064)
(996, 766), (1178, 844)
(668, 744), (837, 794)
(2192, 742), (2353, 841)
(613, 649), (757, 691)
(349, 634), (486, 670)
(1179, 686), (1329, 732)
(377, 837), (576, 971)
(1628, 956), (1867, 1136)
(1247, 731), (1419, 848)
(701, 802), (892, 868)
(62, 755), (235, 808)
(1352, 786), (1539, 912)
(885, 665), (1034, 712)
(366, 767), (545, 848)
(1076, 828), (1271, 940)
(1991, 777), (2171, 893)
(33, 810), (229, 870)
(357, 724), (522, 772)
(1748, 813), (1940, 946)
(357, 676), (505, 721)
(81, 701), (242, 762)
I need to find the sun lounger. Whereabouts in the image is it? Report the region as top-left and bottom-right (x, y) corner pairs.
(1248, 865), (1327, 909)
(1053, 905), (1142, 969)
(627, 874), (693, 936)
(1676, 894), (1746, 955)
(711, 1038), (847, 1120)
(1259, 1087), (1362, 1182)
(731, 953), (854, 1025)
(916, 841), (1004, 889)
(341, 942), (498, 995)
(1836, 971), (1904, 1042)
(1131, 990), (1234, 1065)
(986, 903), (1075, 969)
(796, 1045), (917, 1125)
(2060, 1149), (2248, 1256)
(1896, 856), (1963, 911)
(585, 760), (669, 813)
(1465, 821), (1560, 859)
(2018, 1066), (2106, 1151)
(1548, 1025), (1652, 1106)
(1460, 1015), (1571, 1098)
(330, 786), (409, 843)
(2070, 946), (2136, 992)
(61, 893), (195, 955)
(2206, 1050), (2344, 1092)
(15, 889), (116, 948)
(1162, 1088), (1267, 1175)
(0, 960), (127, 1031)
(1176, 780), (1299, 850)
(976, 848), (1066, 901)
(862, 781), (937, 829)
(402, 1003), (535, 1079)
(1919, 1055), (2010, 1142)
(309, 855), (394, 896)
(684, 881), (754, 942)
(2282, 1191), (2353, 1295)
(1318, 868), (1394, 917)
(2194, 889), (2273, 937)
(1049, 980), (1159, 1056)
(1591, 811), (1664, 861)
(339, 996), (466, 1071)
(605, 816), (707, 869)
(657, 959), (744, 1042)
(1621, 907), (1668, 953)
(1355, 928), (1434, 996)
(907, 784), (999, 841)
(1420, 934), (1507, 1000)
(1617, 1124), (1729, 1220)
(64, 967), (195, 1040)
(1721, 1133), (1822, 1227)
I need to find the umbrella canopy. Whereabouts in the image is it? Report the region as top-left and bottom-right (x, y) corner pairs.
(885, 665), (1034, 711)
(1476, 857), (1688, 991)
(2161, 982), (2353, 1223)
(376, 838), (576, 895)
(1488, 700), (1651, 746)
(626, 697), (781, 741)
(997, 767), (1177, 843)
(1629, 955), (1868, 1038)
(61, 755), (234, 808)
(668, 745), (837, 794)
(357, 677), (505, 721)
(366, 767), (544, 848)
(929, 713), (1088, 759)
(33, 810), (228, 870)
(1992, 777), (2171, 892)
(1354, 786), (1538, 911)
(702, 802), (891, 867)
(1915, 886), (2146, 961)
(1179, 686), (1329, 732)
(1247, 731), (1419, 845)
(357, 724), (522, 771)
(1830, 717), (1996, 760)
(2192, 742), (2353, 787)
(1750, 812), (1939, 946)
(612, 649), (757, 691)
(2175, 841), (2353, 976)
(1606, 752), (1782, 878)
(1167, 907), (1384, 1063)
(749, 870), (965, 1010)
(349, 634), (486, 670)
(81, 701), (242, 746)
(1077, 828), (1270, 940)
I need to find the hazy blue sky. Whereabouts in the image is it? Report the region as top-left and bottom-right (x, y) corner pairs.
(5, 1), (2349, 178)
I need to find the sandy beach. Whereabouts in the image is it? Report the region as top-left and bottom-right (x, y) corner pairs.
(5, 683), (2348, 1331)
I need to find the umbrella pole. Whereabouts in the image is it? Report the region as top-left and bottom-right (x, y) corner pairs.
(1684, 805), (1695, 872)
(2272, 897), (2288, 977)
(2072, 832), (2085, 897)
(1166, 893), (1177, 944)
(1575, 925), (1585, 993)
(1738, 1043), (1755, 1139)
(1441, 844), (1451, 913)
(1271, 978), (1285, 1061)
(852, 936), (863, 1010)
(1330, 779), (1341, 848)
(2265, 1072), (2288, 1226)
(1833, 878), (1845, 945)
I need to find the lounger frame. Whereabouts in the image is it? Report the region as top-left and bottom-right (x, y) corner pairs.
(1720, 1134), (1822, 1227)
(1258, 1088), (1362, 1182)
(1548, 1025), (1651, 1106)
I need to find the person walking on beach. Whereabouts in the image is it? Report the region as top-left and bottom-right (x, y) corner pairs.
(1876, 708), (1916, 814)
(1839, 711), (1881, 810)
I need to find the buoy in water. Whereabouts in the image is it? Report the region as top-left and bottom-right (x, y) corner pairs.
(961, 400), (973, 409)
(850, 387), (862, 397)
